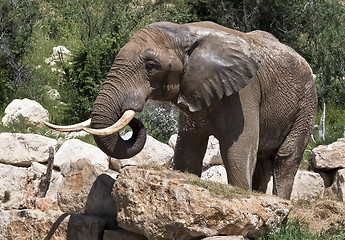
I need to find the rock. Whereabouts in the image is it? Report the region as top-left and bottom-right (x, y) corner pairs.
(110, 133), (173, 170)
(312, 138), (345, 170)
(202, 236), (246, 240)
(34, 197), (59, 212)
(29, 162), (63, 200)
(201, 165), (228, 184)
(114, 166), (292, 239)
(0, 209), (66, 240)
(52, 46), (71, 59)
(168, 134), (177, 150)
(266, 171), (325, 201)
(331, 168), (345, 201)
(290, 171), (325, 200)
(57, 158), (102, 213)
(44, 85), (60, 100)
(1, 98), (49, 126)
(103, 229), (148, 240)
(54, 139), (109, 173)
(169, 134), (222, 166)
(0, 133), (57, 166)
(0, 209), (105, 240)
(0, 163), (35, 210)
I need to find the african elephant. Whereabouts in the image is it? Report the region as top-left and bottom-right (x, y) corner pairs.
(46, 21), (317, 200)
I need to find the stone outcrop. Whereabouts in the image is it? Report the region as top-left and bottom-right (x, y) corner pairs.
(0, 133), (57, 166)
(312, 138), (345, 201)
(331, 168), (345, 201)
(291, 171), (325, 200)
(201, 165), (228, 184)
(312, 138), (345, 170)
(55, 139), (109, 172)
(114, 166), (292, 240)
(1, 98), (49, 126)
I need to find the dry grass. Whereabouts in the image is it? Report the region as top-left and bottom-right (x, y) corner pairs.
(289, 196), (345, 234)
(138, 164), (254, 199)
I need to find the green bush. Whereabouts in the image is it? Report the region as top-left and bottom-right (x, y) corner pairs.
(137, 101), (179, 143)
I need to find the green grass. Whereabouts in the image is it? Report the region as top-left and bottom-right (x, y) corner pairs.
(257, 220), (345, 240)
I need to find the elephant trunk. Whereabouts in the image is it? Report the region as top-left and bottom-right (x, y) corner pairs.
(90, 81), (148, 159)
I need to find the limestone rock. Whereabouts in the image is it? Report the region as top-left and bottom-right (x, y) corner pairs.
(0, 133), (57, 166)
(110, 133), (173, 170)
(1, 98), (49, 126)
(290, 171), (325, 200)
(57, 158), (102, 213)
(0, 209), (66, 240)
(331, 168), (345, 201)
(103, 229), (148, 240)
(57, 158), (118, 228)
(202, 237), (246, 240)
(265, 171), (325, 201)
(114, 166), (292, 239)
(54, 139), (109, 173)
(29, 162), (63, 200)
(0, 163), (35, 210)
(201, 165), (228, 184)
(169, 134), (222, 166)
(312, 138), (345, 170)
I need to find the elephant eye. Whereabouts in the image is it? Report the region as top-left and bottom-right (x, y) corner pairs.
(145, 60), (161, 74)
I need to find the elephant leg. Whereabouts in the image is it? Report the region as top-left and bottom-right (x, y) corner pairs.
(219, 121), (260, 190)
(273, 119), (312, 199)
(173, 113), (209, 176)
(252, 156), (274, 193)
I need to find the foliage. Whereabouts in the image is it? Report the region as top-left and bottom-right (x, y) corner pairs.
(257, 220), (345, 240)
(137, 101), (179, 143)
(0, 0), (40, 105)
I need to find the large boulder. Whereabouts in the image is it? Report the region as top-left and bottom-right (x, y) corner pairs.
(114, 166), (292, 240)
(291, 171), (325, 200)
(266, 170), (325, 200)
(201, 165), (228, 184)
(0, 133), (57, 167)
(312, 138), (345, 170)
(0, 209), (106, 240)
(57, 158), (118, 230)
(0, 163), (35, 210)
(1, 98), (49, 126)
(331, 168), (345, 201)
(57, 158), (102, 213)
(54, 139), (109, 173)
(110, 133), (174, 170)
(0, 209), (66, 239)
(0, 162), (62, 211)
(29, 162), (63, 200)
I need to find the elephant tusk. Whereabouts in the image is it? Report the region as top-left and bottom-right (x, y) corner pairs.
(44, 119), (91, 132)
(83, 109), (136, 136)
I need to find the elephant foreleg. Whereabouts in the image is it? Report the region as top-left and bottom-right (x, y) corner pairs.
(173, 113), (209, 176)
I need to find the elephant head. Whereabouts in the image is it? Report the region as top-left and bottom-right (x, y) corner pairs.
(45, 22), (261, 159)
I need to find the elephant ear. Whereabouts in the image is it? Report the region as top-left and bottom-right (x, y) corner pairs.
(178, 30), (261, 112)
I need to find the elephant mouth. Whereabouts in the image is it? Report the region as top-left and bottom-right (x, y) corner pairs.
(43, 109), (136, 136)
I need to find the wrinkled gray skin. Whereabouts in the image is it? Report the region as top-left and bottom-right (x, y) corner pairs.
(91, 21), (317, 199)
